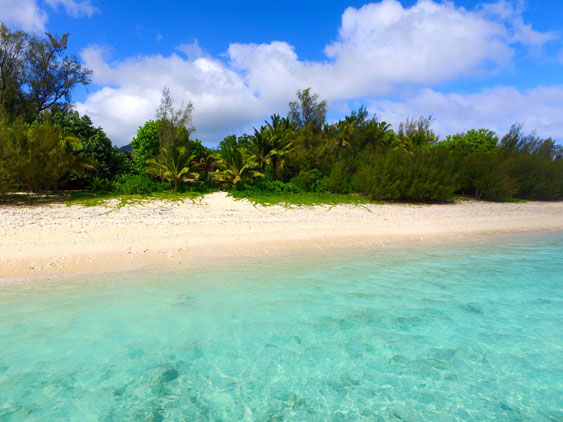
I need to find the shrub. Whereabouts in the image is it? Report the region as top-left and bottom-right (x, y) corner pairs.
(289, 168), (327, 192)
(116, 174), (166, 194)
(326, 161), (352, 193)
(460, 152), (518, 200)
(90, 177), (117, 192)
(234, 179), (302, 193)
(131, 120), (160, 174)
(510, 153), (563, 200)
(352, 149), (458, 202)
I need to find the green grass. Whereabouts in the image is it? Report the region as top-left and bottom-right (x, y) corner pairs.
(498, 197), (529, 203)
(229, 190), (385, 207)
(0, 190), (207, 208)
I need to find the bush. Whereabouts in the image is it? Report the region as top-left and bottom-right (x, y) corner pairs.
(234, 179), (302, 193)
(460, 152), (518, 200)
(352, 149), (458, 202)
(289, 169), (327, 192)
(116, 174), (168, 194)
(510, 153), (563, 200)
(131, 120), (160, 174)
(90, 177), (117, 192)
(326, 161), (352, 193)
(0, 119), (88, 192)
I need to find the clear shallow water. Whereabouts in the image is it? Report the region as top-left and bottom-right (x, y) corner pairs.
(1, 234), (562, 421)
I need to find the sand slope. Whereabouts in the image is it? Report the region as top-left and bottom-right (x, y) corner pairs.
(1, 192), (562, 279)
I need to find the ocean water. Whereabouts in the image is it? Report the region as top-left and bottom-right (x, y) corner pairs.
(0, 234), (562, 421)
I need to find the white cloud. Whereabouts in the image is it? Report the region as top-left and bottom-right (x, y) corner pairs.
(176, 40), (204, 60)
(0, 0), (97, 32)
(480, 0), (556, 47)
(369, 86), (563, 140)
(0, 0), (47, 32)
(74, 0), (559, 146)
(45, 0), (98, 18)
(76, 47), (264, 145)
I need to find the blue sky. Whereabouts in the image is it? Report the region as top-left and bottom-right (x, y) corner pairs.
(1, 0), (562, 146)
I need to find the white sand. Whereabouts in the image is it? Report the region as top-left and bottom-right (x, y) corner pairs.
(1, 192), (562, 279)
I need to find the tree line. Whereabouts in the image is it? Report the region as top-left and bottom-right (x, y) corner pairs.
(1, 24), (562, 202)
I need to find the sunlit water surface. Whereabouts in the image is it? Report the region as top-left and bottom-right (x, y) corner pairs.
(1, 234), (562, 421)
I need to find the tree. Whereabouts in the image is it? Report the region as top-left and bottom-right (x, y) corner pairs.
(24, 32), (92, 117)
(441, 129), (498, 153)
(50, 111), (118, 180)
(0, 25), (92, 120)
(288, 88), (327, 132)
(215, 143), (263, 186)
(397, 116), (438, 152)
(0, 119), (96, 192)
(146, 146), (200, 189)
(155, 86), (195, 149)
(248, 115), (294, 181)
(0, 24), (27, 118)
(131, 120), (160, 174)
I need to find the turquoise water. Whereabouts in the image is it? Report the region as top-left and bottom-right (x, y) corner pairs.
(1, 234), (562, 421)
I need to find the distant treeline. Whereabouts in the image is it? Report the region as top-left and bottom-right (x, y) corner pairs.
(1, 24), (562, 201)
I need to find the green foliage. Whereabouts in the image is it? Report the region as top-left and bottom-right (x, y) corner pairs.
(0, 24), (91, 121)
(229, 190), (378, 207)
(460, 151), (517, 200)
(215, 139), (263, 186)
(289, 169), (327, 192)
(352, 149), (459, 202)
(397, 116), (439, 152)
(0, 118), (95, 191)
(234, 179), (302, 193)
(90, 177), (117, 192)
(146, 146), (200, 189)
(155, 86), (195, 149)
(248, 115), (294, 181)
(116, 174), (167, 194)
(288, 88), (327, 133)
(441, 129), (498, 153)
(50, 111), (123, 180)
(510, 152), (563, 200)
(131, 120), (160, 174)
(326, 160), (352, 193)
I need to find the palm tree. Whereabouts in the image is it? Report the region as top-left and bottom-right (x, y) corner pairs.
(146, 146), (199, 189)
(214, 144), (263, 186)
(248, 115), (294, 181)
(193, 151), (218, 181)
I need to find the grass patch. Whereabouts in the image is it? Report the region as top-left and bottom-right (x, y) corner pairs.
(498, 197), (529, 203)
(229, 190), (384, 207)
(0, 189), (208, 208)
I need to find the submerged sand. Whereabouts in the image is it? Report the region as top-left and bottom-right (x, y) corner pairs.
(1, 192), (562, 279)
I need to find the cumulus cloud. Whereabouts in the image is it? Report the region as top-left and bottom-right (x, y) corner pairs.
(0, 0), (97, 32)
(76, 47), (264, 145)
(369, 86), (563, 140)
(74, 0), (559, 146)
(0, 0), (47, 32)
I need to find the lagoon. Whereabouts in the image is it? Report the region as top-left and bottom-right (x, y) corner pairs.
(1, 234), (562, 421)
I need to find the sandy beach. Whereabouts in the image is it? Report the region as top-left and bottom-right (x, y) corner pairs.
(1, 192), (562, 280)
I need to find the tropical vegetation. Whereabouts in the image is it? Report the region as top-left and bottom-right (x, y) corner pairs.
(1, 24), (562, 204)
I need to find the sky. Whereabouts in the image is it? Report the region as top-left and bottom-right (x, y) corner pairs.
(1, 0), (562, 147)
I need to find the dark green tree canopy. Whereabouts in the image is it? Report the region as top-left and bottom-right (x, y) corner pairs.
(0, 23), (92, 121)
(131, 120), (160, 174)
(50, 111), (118, 180)
(441, 129), (498, 153)
(288, 88), (327, 133)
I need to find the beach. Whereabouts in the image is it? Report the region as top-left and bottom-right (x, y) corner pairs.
(1, 192), (562, 280)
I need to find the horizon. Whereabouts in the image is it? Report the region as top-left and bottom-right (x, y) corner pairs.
(1, 0), (562, 147)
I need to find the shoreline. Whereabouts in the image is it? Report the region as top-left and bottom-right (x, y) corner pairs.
(1, 192), (562, 282)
